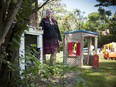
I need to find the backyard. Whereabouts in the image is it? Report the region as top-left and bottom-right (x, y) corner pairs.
(45, 52), (116, 87)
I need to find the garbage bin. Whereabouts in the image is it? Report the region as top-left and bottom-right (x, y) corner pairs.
(93, 54), (99, 68)
(89, 54), (99, 68)
(89, 55), (94, 65)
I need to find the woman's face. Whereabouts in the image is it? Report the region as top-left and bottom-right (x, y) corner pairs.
(46, 10), (52, 18)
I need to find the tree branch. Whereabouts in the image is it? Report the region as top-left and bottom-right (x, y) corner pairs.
(95, 0), (116, 7)
(33, 0), (54, 13)
(0, 0), (23, 45)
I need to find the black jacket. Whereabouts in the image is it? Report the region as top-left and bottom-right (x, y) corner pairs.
(40, 17), (62, 41)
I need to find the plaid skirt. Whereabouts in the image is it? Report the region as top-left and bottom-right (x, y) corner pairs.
(43, 39), (59, 54)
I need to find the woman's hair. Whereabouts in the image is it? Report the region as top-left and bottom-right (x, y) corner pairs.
(46, 9), (54, 17)
(46, 9), (53, 13)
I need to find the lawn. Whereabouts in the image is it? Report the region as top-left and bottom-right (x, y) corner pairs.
(79, 54), (116, 87)
(45, 52), (116, 87)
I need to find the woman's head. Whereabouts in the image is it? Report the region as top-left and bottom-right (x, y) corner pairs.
(46, 9), (53, 18)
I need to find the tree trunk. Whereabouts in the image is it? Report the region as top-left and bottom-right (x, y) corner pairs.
(0, 1), (23, 86)
(0, 0), (52, 86)
(0, 0), (23, 46)
(0, 25), (20, 87)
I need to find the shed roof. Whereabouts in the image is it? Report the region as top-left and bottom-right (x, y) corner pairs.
(64, 30), (98, 35)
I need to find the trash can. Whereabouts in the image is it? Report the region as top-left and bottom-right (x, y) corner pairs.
(89, 54), (99, 68)
(93, 54), (99, 68)
(89, 55), (94, 65)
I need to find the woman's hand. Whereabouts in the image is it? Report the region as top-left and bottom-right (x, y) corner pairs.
(58, 40), (62, 45)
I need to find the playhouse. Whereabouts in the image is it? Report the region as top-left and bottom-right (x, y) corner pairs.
(102, 42), (116, 59)
(19, 26), (44, 71)
(63, 30), (98, 66)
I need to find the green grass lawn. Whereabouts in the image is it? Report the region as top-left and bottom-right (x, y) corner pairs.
(79, 54), (116, 87)
(57, 52), (116, 87)
(46, 52), (116, 87)
(46, 51), (63, 64)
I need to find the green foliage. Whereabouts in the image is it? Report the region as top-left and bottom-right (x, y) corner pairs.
(74, 77), (86, 87)
(20, 53), (41, 87)
(8, 0), (34, 53)
(16, 0), (33, 25)
(59, 9), (85, 31)
(88, 12), (100, 22)
(95, 0), (116, 7)
(84, 11), (116, 47)
(96, 13), (116, 47)
(98, 35), (116, 47)
(105, 10), (112, 17)
(85, 12), (105, 32)
(19, 47), (65, 86)
(109, 13), (116, 35)
(3, 46), (88, 87)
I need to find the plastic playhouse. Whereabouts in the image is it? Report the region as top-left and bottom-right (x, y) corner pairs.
(63, 30), (99, 67)
(102, 42), (116, 59)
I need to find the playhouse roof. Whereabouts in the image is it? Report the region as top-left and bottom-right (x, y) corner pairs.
(64, 30), (98, 35)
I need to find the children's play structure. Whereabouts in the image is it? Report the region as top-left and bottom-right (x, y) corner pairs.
(102, 42), (116, 59)
(63, 30), (99, 67)
(19, 28), (99, 68)
(19, 26), (44, 71)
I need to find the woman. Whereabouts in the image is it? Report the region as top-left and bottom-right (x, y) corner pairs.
(39, 9), (62, 65)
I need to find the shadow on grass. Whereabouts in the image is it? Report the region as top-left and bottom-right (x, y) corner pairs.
(39, 54), (116, 87)
(79, 60), (116, 87)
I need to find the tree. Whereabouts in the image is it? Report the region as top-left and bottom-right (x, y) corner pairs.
(105, 10), (112, 18)
(0, 0), (23, 46)
(84, 12), (102, 32)
(94, 0), (116, 47)
(95, 0), (116, 7)
(58, 8), (86, 32)
(70, 9), (85, 29)
(0, 0), (54, 86)
(109, 13), (116, 35)
(0, 0), (34, 86)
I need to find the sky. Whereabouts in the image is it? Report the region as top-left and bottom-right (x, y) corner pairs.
(61, 0), (116, 17)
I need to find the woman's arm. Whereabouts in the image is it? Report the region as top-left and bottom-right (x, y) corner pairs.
(39, 18), (45, 30)
(55, 22), (62, 41)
